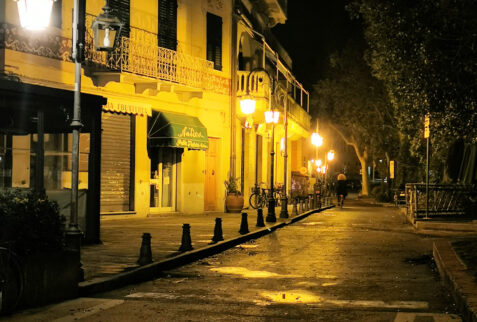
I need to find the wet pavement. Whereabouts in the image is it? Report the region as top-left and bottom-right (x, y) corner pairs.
(10, 198), (462, 321)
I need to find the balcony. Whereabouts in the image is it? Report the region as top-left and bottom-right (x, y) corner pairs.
(0, 21), (230, 96)
(237, 70), (310, 131)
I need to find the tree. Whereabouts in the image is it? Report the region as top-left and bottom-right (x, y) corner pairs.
(312, 40), (399, 196)
(349, 0), (477, 174)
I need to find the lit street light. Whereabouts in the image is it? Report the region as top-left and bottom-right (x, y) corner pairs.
(16, 0), (123, 254)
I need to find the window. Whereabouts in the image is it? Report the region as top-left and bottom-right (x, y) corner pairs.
(207, 12), (222, 71)
(158, 0), (177, 50)
(109, 0), (130, 38)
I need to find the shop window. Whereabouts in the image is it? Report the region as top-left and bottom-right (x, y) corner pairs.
(0, 133), (89, 191)
(206, 12), (222, 71)
(158, 0), (177, 50)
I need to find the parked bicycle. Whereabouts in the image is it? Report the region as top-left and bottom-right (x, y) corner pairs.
(249, 183), (283, 209)
(0, 244), (24, 314)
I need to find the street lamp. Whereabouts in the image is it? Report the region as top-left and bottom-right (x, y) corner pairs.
(66, 0), (123, 253)
(265, 110), (279, 222)
(327, 150), (335, 161)
(15, 0), (55, 30)
(91, 1), (124, 51)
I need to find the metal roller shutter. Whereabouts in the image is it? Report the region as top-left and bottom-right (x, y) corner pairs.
(100, 112), (131, 213)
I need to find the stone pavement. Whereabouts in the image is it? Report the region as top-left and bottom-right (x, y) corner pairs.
(80, 201), (332, 295)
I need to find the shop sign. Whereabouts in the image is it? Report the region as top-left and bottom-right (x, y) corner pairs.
(103, 99), (152, 116)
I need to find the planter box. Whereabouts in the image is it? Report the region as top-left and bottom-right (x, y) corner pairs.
(19, 251), (80, 308)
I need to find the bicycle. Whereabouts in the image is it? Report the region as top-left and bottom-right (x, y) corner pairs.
(249, 183), (282, 209)
(249, 183), (266, 209)
(0, 245), (24, 314)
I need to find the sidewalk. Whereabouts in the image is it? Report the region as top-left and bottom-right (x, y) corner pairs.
(80, 202), (332, 295)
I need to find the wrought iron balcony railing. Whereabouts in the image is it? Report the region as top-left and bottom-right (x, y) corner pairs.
(1, 21), (230, 95)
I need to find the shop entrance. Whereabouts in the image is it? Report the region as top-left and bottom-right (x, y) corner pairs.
(150, 147), (177, 212)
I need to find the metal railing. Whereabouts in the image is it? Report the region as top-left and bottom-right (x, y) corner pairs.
(405, 183), (475, 218)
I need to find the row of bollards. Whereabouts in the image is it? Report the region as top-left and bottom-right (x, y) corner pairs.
(137, 198), (328, 266)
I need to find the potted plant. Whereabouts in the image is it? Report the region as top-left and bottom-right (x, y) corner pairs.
(224, 176), (244, 213)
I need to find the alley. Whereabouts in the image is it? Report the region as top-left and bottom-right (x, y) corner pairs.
(7, 200), (460, 321)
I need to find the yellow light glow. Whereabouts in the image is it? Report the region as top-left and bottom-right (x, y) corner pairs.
(317, 167), (321, 172)
(311, 132), (323, 147)
(280, 138), (285, 152)
(210, 267), (300, 278)
(327, 150), (335, 161)
(16, 0), (54, 31)
(265, 111), (279, 124)
(240, 97), (256, 115)
(316, 159), (322, 166)
(259, 290), (323, 304)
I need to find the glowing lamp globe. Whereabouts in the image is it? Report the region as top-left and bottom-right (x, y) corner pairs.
(311, 132), (323, 147)
(265, 111), (279, 124)
(16, 0), (55, 30)
(327, 150), (335, 161)
(240, 97), (256, 115)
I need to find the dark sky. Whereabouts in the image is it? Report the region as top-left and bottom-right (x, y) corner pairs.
(273, 1), (358, 90)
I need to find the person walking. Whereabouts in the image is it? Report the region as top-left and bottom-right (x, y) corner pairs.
(336, 173), (348, 206)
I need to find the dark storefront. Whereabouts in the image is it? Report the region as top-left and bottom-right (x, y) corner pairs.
(0, 79), (105, 243)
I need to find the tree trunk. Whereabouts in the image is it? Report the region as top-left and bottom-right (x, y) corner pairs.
(329, 124), (370, 196)
(358, 151), (370, 196)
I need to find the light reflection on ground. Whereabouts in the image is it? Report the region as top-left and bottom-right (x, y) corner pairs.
(257, 290), (323, 304)
(210, 267), (301, 278)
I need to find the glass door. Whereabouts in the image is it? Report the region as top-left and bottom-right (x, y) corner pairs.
(150, 148), (176, 212)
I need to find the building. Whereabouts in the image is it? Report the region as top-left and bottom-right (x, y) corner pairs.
(0, 0), (312, 243)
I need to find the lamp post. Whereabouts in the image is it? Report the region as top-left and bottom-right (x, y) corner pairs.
(279, 83), (289, 219)
(265, 110), (279, 222)
(16, 0), (123, 253)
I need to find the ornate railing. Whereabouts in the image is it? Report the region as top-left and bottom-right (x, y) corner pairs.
(1, 21), (230, 95)
(405, 183), (475, 218)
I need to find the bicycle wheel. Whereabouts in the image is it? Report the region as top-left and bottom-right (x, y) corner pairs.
(249, 193), (262, 209)
(0, 248), (24, 314)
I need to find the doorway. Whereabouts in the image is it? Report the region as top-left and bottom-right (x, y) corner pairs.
(150, 147), (177, 212)
(204, 138), (219, 211)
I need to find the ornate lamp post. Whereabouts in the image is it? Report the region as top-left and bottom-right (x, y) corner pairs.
(16, 0), (123, 253)
(265, 110), (279, 222)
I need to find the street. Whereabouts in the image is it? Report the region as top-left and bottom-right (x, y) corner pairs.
(6, 200), (460, 321)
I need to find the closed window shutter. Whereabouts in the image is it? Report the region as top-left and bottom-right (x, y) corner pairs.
(109, 0), (130, 38)
(207, 12), (222, 71)
(158, 0), (177, 51)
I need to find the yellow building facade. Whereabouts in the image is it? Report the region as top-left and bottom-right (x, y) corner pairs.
(0, 0), (312, 243)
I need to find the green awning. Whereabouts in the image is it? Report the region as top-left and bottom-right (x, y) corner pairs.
(148, 111), (209, 150)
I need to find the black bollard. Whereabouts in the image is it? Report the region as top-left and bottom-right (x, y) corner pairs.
(239, 212), (249, 234)
(292, 198), (298, 216)
(178, 224), (193, 251)
(256, 208), (265, 227)
(211, 218), (224, 243)
(137, 232), (153, 266)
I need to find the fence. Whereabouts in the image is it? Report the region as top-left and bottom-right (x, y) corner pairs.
(405, 183), (475, 218)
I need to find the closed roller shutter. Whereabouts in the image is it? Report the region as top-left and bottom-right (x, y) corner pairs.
(101, 112), (131, 212)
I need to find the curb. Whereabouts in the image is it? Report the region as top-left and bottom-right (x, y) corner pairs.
(79, 205), (334, 296)
(433, 240), (477, 322)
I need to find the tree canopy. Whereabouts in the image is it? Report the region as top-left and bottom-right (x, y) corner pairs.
(348, 0), (477, 165)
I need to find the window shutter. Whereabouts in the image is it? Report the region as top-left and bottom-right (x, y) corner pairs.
(158, 0), (177, 51)
(207, 12), (222, 71)
(109, 0), (130, 38)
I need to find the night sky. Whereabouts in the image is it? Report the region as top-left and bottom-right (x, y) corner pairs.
(273, 1), (358, 91)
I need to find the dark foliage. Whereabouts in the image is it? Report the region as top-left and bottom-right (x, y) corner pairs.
(0, 189), (65, 255)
